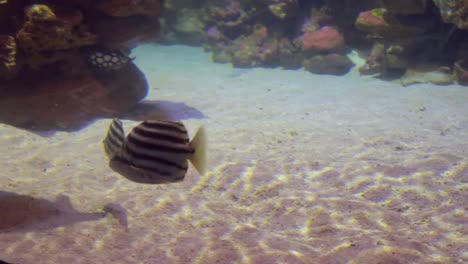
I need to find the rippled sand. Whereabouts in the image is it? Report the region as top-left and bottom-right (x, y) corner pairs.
(0, 45), (467, 264)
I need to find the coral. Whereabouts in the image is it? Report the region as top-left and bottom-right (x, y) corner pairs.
(16, 4), (96, 53)
(300, 8), (334, 34)
(210, 1), (242, 21)
(226, 24), (278, 67)
(0, 0), (163, 130)
(209, 0), (249, 29)
(355, 8), (427, 39)
(360, 41), (410, 79)
(300, 26), (346, 54)
(359, 42), (385, 75)
(267, 0), (299, 19)
(175, 8), (206, 34)
(159, 0), (466, 85)
(172, 8), (207, 44)
(355, 9), (389, 34)
(0, 35), (18, 79)
(300, 18), (320, 33)
(206, 26), (227, 43)
(26, 4), (56, 22)
(433, 0), (468, 29)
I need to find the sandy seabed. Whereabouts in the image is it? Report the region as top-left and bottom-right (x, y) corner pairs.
(0, 45), (467, 264)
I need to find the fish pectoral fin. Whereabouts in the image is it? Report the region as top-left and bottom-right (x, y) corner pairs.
(189, 125), (207, 175)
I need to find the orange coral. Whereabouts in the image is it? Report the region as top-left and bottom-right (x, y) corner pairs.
(301, 27), (346, 53)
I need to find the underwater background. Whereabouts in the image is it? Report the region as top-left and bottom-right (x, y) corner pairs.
(0, 1), (467, 263)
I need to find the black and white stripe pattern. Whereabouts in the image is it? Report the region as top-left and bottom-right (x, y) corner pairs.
(103, 118), (207, 184)
(122, 120), (195, 179)
(103, 118), (125, 159)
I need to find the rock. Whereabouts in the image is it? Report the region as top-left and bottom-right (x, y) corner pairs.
(0, 63), (148, 131)
(300, 8), (335, 34)
(355, 8), (389, 33)
(454, 59), (468, 86)
(16, 4), (96, 53)
(355, 8), (426, 38)
(91, 16), (161, 50)
(300, 26), (346, 54)
(165, 0), (202, 9)
(359, 42), (385, 75)
(380, 0), (427, 14)
(211, 49), (231, 64)
(400, 67), (455, 86)
(309, 7), (335, 27)
(433, 0), (468, 29)
(208, 1), (248, 29)
(95, 0), (164, 17)
(385, 53), (408, 70)
(0, 0), (163, 132)
(456, 38), (468, 61)
(277, 38), (302, 69)
(303, 54), (354, 75)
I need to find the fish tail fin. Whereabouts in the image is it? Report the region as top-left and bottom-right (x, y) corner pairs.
(103, 118), (126, 159)
(189, 125), (207, 175)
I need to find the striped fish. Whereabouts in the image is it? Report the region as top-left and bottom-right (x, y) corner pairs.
(103, 118), (207, 184)
(103, 118), (125, 159)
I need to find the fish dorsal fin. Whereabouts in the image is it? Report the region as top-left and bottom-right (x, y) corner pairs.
(189, 125), (207, 175)
(103, 118), (125, 159)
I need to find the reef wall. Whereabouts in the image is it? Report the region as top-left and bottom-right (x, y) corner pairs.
(160, 0), (468, 85)
(0, 0), (163, 131)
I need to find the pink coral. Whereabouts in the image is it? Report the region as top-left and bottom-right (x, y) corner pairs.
(354, 9), (393, 35)
(300, 26), (346, 53)
(356, 10), (387, 27)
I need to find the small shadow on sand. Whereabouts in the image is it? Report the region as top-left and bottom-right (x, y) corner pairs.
(0, 191), (127, 232)
(119, 99), (207, 121)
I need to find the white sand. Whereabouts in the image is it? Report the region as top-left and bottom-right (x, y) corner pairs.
(0, 44), (467, 263)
